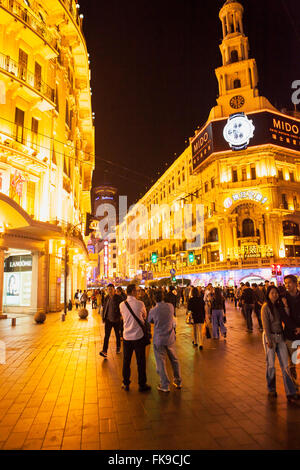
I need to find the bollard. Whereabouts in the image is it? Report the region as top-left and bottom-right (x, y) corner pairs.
(11, 318), (16, 327)
(61, 313), (66, 322)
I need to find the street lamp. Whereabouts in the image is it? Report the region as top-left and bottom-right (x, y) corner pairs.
(64, 222), (83, 316)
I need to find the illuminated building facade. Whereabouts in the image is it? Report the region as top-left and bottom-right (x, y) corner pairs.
(117, 0), (300, 286)
(0, 0), (94, 314)
(90, 185), (118, 281)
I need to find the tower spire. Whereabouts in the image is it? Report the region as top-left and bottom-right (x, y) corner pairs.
(208, 0), (276, 120)
(220, 0), (244, 38)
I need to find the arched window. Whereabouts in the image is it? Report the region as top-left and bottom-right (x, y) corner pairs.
(283, 221), (300, 237)
(233, 79), (241, 89)
(242, 219), (255, 237)
(231, 50), (239, 63)
(208, 228), (218, 243)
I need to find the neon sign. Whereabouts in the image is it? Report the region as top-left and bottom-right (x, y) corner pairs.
(224, 191), (268, 208)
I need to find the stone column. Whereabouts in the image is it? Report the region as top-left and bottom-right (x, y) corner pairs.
(258, 218), (265, 246)
(36, 250), (47, 314)
(226, 13), (231, 34)
(233, 13), (237, 33)
(219, 219), (227, 260)
(222, 19), (226, 38)
(239, 17), (243, 34)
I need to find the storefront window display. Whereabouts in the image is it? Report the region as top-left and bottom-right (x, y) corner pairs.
(3, 251), (32, 307)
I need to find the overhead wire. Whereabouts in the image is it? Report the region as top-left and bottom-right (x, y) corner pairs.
(0, 115), (152, 181)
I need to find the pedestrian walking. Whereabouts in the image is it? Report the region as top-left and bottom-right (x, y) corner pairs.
(91, 292), (97, 309)
(253, 283), (264, 331)
(99, 284), (122, 358)
(204, 283), (213, 321)
(188, 287), (205, 350)
(74, 290), (80, 309)
(148, 290), (182, 392)
(80, 290), (88, 308)
(211, 287), (227, 339)
(234, 285), (238, 308)
(116, 286), (126, 339)
(165, 286), (177, 317)
(281, 275), (300, 389)
(261, 286), (299, 402)
(241, 282), (255, 332)
(96, 289), (102, 314)
(119, 284), (151, 392)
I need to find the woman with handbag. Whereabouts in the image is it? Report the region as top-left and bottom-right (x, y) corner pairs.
(188, 287), (205, 350)
(261, 286), (299, 402)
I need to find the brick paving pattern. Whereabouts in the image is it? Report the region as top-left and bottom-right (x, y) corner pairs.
(0, 302), (299, 450)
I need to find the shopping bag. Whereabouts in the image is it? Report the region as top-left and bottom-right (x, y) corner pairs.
(186, 312), (193, 324)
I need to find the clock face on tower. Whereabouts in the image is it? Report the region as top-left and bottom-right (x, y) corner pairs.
(230, 95), (245, 109)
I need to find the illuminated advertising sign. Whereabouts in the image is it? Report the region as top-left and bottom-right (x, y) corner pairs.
(191, 123), (213, 168)
(223, 113), (255, 151)
(3, 255), (32, 307)
(104, 241), (109, 278)
(192, 110), (300, 172)
(224, 191), (268, 208)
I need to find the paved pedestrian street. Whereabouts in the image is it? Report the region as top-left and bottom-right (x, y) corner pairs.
(0, 303), (299, 451)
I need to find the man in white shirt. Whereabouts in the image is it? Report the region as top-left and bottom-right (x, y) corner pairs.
(119, 284), (151, 392)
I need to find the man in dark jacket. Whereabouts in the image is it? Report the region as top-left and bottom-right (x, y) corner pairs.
(282, 275), (300, 387)
(241, 282), (255, 332)
(165, 287), (177, 316)
(253, 283), (264, 331)
(99, 284), (122, 358)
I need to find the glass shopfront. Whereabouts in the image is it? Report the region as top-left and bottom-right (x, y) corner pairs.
(3, 250), (32, 307)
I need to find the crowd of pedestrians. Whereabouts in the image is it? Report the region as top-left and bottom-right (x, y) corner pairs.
(71, 276), (300, 402)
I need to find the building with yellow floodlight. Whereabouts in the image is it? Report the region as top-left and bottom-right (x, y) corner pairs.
(0, 0), (94, 315)
(117, 0), (300, 287)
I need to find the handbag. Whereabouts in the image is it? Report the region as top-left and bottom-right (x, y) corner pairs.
(125, 301), (152, 346)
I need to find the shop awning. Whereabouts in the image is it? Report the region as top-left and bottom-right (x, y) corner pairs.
(0, 193), (33, 229)
(0, 193), (89, 259)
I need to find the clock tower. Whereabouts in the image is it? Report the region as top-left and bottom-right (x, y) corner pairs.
(209, 0), (276, 120)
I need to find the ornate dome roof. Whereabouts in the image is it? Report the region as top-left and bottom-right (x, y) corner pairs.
(223, 0), (242, 5)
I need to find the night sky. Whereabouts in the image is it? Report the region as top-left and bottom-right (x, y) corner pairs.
(79, 0), (300, 206)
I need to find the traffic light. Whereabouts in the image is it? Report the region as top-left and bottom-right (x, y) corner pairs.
(188, 251), (195, 263)
(276, 265), (282, 276)
(151, 252), (158, 264)
(271, 264), (276, 276)
(171, 276), (176, 283)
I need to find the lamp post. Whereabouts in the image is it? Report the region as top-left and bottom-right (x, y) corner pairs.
(64, 222), (83, 316)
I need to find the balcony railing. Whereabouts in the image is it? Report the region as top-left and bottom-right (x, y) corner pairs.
(60, 0), (82, 30)
(0, 52), (55, 103)
(150, 257), (280, 278)
(0, 0), (58, 52)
